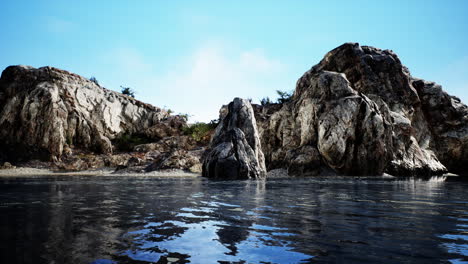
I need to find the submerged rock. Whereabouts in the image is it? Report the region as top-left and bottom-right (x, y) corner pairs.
(203, 98), (266, 179)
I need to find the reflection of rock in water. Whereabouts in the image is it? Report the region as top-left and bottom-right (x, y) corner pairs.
(42, 182), (124, 263)
(216, 225), (250, 256)
(155, 252), (190, 264)
(1, 177), (467, 263)
(4, 177), (205, 264)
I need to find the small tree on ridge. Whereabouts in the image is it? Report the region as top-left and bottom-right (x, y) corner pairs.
(121, 86), (135, 98)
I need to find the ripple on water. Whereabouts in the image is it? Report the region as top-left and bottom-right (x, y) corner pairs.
(0, 176), (467, 263)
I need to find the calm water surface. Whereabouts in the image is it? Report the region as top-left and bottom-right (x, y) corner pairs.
(0, 176), (467, 264)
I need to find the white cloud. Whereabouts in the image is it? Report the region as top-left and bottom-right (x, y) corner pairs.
(239, 49), (284, 72)
(110, 47), (154, 73)
(45, 16), (74, 33)
(103, 43), (291, 122)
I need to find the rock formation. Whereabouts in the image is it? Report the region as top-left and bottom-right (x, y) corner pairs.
(203, 98), (266, 179)
(253, 43), (467, 176)
(0, 65), (169, 161)
(412, 79), (468, 173)
(145, 149), (203, 173)
(1, 43), (466, 177)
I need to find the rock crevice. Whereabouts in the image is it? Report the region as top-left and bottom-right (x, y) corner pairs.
(253, 43), (466, 176)
(0, 65), (168, 161)
(202, 98), (266, 179)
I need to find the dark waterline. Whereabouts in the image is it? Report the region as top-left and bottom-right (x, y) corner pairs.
(0, 176), (467, 264)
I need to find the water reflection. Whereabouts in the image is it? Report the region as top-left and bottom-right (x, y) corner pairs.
(0, 176), (467, 263)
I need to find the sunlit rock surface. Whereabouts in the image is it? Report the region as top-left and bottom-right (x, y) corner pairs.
(1, 43), (466, 176)
(0, 65), (169, 161)
(203, 98), (267, 179)
(253, 43), (467, 176)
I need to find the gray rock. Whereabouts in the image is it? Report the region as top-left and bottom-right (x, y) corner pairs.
(0, 65), (169, 161)
(312, 43), (448, 175)
(134, 136), (195, 153)
(145, 149), (201, 173)
(254, 43), (464, 176)
(0, 162), (15, 170)
(412, 79), (468, 173)
(257, 71), (393, 176)
(203, 98), (266, 179)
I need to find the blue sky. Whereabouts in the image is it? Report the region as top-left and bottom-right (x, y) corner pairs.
(1, 0), (467, 122)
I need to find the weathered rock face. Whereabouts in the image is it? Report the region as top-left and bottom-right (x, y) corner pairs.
(412, 79), (468, 173)
(311, 43), (446, 175)
(143, 115), (186, 140)
(145, 149), (202, 173)
(134, 135), (196, 153)
(254, 43), (467, 176)
(203, 98), (266, 179)
(257, 71), (393, 176)
(0, 65), (169, 161)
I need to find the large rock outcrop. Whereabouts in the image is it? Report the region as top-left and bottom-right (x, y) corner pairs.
(0, 65), (169, 161)
(202, 98), (266, 179)
(254, 43), (467, 176)
(412, 79), (468, 173)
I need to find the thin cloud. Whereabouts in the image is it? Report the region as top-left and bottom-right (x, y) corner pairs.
(45, 16), (75, 33)
(152, 43), (288, 122)
(103, 42), (290, 122)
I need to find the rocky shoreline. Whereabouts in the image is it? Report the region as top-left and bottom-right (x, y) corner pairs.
(1, 43), (467, 178)
(0, 167), (201, 177)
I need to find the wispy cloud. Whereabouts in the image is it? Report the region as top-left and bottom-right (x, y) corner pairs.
(102, 42), (290, 122)
(106, 47), (154, 74)
(44, 16), (75, 33)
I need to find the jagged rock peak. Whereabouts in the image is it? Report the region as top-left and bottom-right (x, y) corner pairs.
(203, 98), (266, 179)
(255, 43), (467, 176)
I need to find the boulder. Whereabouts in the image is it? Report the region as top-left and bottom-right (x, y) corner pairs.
(203, 98), (266, 179)
(0, 162), (15, 170)
(143, 115), (186, 139)
(145, 150), (201, 173)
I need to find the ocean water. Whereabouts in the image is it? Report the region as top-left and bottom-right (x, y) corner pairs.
(0, 176), (467, 264)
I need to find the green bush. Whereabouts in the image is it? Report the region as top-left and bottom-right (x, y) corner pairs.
(90, 76), (99, 85)
(260, 97), (272, 105)
(121, 86), (135, 98)
(113, 133), (150, 151)
(182, 120), (218, 143)
(276, 90), (293, 104)
(179, 113), (190, 121)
